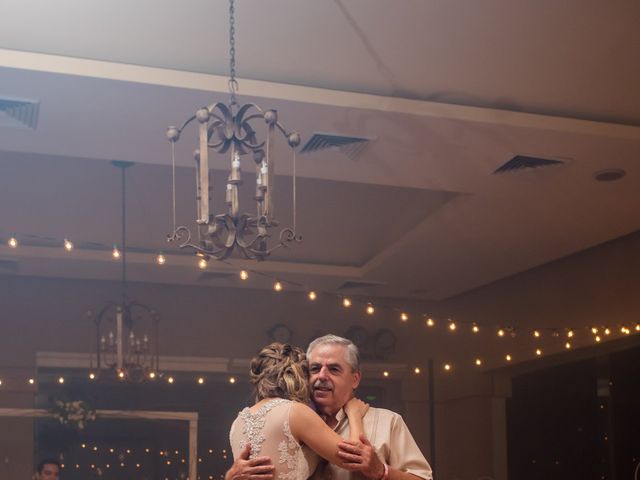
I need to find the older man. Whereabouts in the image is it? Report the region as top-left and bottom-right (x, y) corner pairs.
(228, 334), (433, 480)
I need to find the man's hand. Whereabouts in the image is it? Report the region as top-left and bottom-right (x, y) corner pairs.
(225, 444), (275, 480)
(336, 434), (385, 479)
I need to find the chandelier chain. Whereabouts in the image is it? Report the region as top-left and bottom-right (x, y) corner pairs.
(228, 0), (238, 105)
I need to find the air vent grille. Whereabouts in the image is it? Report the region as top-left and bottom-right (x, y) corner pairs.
(0, 98), (40, 129)
(301, 133), (374, 160)
(494, 155), (564, 174)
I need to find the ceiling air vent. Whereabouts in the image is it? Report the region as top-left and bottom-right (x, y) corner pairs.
(300, 132), (374, 160)
(0, 97), (40, 129)
(494, 155), (564, 174)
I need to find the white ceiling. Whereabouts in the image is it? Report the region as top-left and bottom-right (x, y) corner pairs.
(1, 0), (640, 301)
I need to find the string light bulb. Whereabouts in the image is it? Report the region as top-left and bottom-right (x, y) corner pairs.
(383, 371), (389, 377)
(498, 328), (505, 337)
(366, 303), (375, 315)
(308, 291), (317, 301)
(535, 348), (542, 356)
(567, 329), (574, 338)
(229, 376), (236, 384)
(273, 281), (283, 292)
(167, 376), (175, 384)
(448, 321), (457, 331)
(565, 342), (571, 349)
(8, 237), (18, 248)
(63, 238), (74, 251)
(505, 354), (512, 362)
(595, 335), (601, 343)
(88, 372), (96, 380)
(533, 330), (541, 338)
(112, 245), (120, 259)
(198, 258), (207, 269)
(118, 370), (125, 379)
(58, 376), (65, 384)
(28, 378), (35, 385)
(342, 297), (352, 308)
(425, 317), (435, 327)
(472, 323), (480, 333)
(475, 358), (482, 366)
(148, 371), (156, 379)
(197, 377), (205, 385)
(443, 364), (452, 372)
(156, 253), (166, 265)
(400, 312), (409, 322)
(635, 323), (640, 332)
(591, 327), (598, 335)
(604, 328), (611, 336)
(413, 367), (421, 374)
(239, 270), (249, 280)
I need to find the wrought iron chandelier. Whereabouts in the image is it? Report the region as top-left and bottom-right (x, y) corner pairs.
(88, 161), (160, 382)
(166, 0), (302, 261)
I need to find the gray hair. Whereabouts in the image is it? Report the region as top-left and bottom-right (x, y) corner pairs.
(307, 334), (360, 372)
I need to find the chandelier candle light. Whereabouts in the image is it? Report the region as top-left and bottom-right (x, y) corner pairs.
(89, 161), (160, 381)
(166, 0), (302, 261)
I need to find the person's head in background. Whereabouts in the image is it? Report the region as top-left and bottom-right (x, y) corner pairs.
(250, 342), (310, 403)
(36, 459), (61, 480)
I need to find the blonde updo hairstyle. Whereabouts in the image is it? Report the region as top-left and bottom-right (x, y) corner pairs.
(250, 342), (310, 403)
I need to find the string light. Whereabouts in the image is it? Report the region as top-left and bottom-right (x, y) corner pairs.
(413, 367), (421, 374)
(198, 258), (207, 269)
(112, 245), (120, 259)
(366, 303), (375, 315)
(8, 237), (18, 248)
(595, 335), (601, 342)
(167, 376), (175, 384)
(533, 330), (541, 338)
(604, 328), (611, 336)
(383, 371), (389, 377)
(58, 376), (65, 384)
(565, 342), (571, 349)
(63, 238), (74, 251)
(505, 354), (512, 362)
(567, 329), (574, 338)
(0, 379), (3, 386)
(636, 323), (640, 332)
(197, 377), (205, 385)
(497, 328), (505, 337)
(308, 290), (317, 301)
(342, 297), (352, 308)
(148, 371), (156, 379)
(472, 323), (480, 333)
(448, 321), (457, 331)
(229, 376), (236, 384)
(400, 312), (409, 322)
(475, 358), (482, 366)
(118, 370), (125, 379)
(443, 363), (452, 372)
(425, 317), (435, 327)
(273, 281), (283, 292)
(88, 372), (96, 380)
(591, 327), (598, 335)
(156, 253), (166, 265)
(239, 270), (249, 280)
(535, 348), (542, 356)
(28, 378), (35, 385)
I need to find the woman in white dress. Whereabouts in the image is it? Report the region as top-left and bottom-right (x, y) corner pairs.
(229, 343), (368, 480)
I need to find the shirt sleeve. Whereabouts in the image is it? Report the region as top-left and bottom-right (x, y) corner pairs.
(387, 413), (433, 480)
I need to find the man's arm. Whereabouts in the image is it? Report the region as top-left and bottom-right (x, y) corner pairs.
(225, 444), (275, 480)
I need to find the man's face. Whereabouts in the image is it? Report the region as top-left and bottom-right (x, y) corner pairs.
(37, 463), (60, 480)
(308, 343), (361, 417)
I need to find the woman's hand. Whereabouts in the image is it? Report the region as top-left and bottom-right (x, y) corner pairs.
(344, 397), (369, 418)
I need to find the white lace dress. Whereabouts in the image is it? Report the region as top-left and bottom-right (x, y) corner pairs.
(230, 398), (320, 480)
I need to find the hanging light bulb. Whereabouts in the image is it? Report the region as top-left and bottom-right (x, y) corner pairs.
(28, 378), (35, 385)
(229, 376), (236, 384)
(382, 371), (389, 377)
(448, 321), (457, 331)
(197, 377), (205, 385)
(308, 291), (317, 301)
(425, 317), (435, 327)
(591, 327), (599, 335)
(156, 253), (166, 265)
(112, 245), (121, 259)
(497, 328), (505, 337)
(342, 297), (352, 308)
(8, 237), (18, 248)
(88, 372), (96, 380)
(595, 335), (601, 342)
(366, 303), (375, 315)
(167, 376), (175, 384)
(565, 342), (571, 349)
(63, 238), (74, 251)
(535, 348), (542, 356)
(273, 281), (283, 292)
(413, 367), (421, 374)
(472, 323), (480, 333)
(198, 258), (208, 269)
(443, 364), (452, 372)
(635, 323), (640, 332)
(400, 312), (409, 322)
(239, 270), (249, 280)
(148, 371), (156, 379)
(567, 329), (574, 338)
(533, 330), (541, 338)
(475, 358), (482, 366)
(604, 328), (611, 336)
(58, 376), (65, 384)
(505, 354), (512, 362)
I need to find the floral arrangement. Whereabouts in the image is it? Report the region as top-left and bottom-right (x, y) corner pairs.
(51, 400), (97, 430)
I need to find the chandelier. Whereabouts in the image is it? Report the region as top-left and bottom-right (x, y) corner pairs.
(88, 161), (160, 382)
(166, 0), (302, 261)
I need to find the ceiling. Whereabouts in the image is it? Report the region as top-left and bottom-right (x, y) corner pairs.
(1, 0), (640, 301)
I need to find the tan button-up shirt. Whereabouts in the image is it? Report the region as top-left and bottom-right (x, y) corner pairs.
(313, 407), (433, 480)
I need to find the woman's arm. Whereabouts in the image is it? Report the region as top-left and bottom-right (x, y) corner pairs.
(343, 397), (368, 442)
(289, 402), (367, 468)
